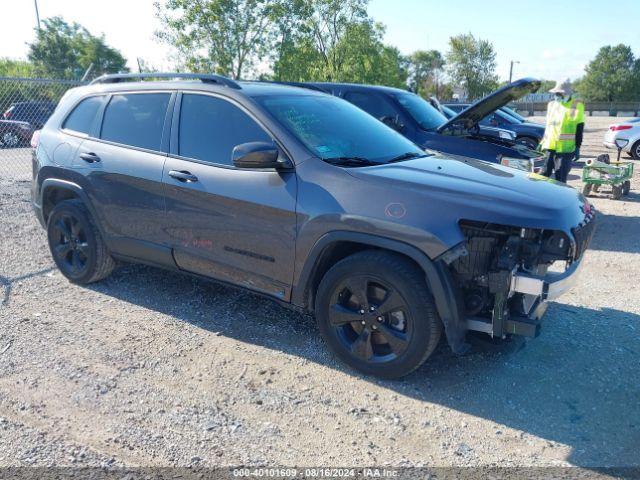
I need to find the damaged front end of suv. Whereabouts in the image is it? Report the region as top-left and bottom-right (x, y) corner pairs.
(448, 207), (596, 339)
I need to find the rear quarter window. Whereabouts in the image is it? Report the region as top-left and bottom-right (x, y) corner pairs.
(62, 96), (104, 135)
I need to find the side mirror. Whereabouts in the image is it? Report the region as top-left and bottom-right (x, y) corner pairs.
(489, 115), (499, 127)
(232, 142), (291, 170)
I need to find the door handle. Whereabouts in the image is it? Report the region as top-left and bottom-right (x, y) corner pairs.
(168, 170), (198, 183)
(79, 152), (101, 163)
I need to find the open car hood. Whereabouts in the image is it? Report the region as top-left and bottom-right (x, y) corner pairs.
(437, 78), (541, 133)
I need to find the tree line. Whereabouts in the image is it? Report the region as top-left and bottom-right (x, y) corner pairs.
(1, 0), (639, 103)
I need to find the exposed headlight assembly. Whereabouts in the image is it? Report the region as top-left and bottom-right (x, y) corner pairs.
(500, 157), (534, 172)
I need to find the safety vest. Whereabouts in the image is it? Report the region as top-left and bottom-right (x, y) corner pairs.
(540, 98), (585, 153)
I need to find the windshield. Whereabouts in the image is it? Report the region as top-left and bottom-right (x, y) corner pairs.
(393, 92), (447, 131)
(501, 106), (526, 123)
(256, 94), (424, 164)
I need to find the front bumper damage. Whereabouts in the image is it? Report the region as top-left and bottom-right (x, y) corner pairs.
(511, 257), (584, 301)
(456, 213), (595, 339)
(466, 261), (583, 338)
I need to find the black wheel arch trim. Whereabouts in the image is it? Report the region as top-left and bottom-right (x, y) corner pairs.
(294, 231), (469, 354)
(38, 178), (106, 238)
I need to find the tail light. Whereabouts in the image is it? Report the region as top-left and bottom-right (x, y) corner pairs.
(610, 125), (632, 131)
(3, 110), (11, 119)
(30, 130), (41, 149)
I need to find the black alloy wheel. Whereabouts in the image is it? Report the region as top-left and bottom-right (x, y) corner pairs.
(316, 250), (442, 378)
(50, 213), (90, 277)
(47, 200), (115, 284)
(329, 275), (412, 363)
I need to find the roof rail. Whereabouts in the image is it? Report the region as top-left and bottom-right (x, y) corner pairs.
(89, 73), (242, 89)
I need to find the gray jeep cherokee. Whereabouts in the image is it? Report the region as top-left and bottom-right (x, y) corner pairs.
(31, 73), (596, 378)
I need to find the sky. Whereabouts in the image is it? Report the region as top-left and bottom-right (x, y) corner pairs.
(1, 0), (639, 82)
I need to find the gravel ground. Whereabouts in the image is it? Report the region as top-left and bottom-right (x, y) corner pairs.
(0, 117), (638, 471)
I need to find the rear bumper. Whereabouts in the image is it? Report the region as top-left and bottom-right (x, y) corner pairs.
(603, 133), (633, 153)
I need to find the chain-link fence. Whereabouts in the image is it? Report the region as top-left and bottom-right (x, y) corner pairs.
(0, 77), (84, 184)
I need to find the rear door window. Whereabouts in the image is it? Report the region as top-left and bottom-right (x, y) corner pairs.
(62, 96), (104, 135)
(100, 93), (171, 151)
(178, 93), (272, 166)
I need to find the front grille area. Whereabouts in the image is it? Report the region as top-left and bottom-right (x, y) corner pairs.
(571, 212), (596, 261)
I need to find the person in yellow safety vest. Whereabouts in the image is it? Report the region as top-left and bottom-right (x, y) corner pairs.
(540, 81), (585, 183)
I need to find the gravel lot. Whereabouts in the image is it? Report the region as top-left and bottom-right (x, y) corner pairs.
(0, 117), (638, 471)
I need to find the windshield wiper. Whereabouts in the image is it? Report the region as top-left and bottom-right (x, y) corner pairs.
(387, 152), (431, 163)
(322, 156), (378, 167)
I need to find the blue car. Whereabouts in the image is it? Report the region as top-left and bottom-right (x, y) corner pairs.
(283, 78), (545, 172)
(444, 102), (545, 150)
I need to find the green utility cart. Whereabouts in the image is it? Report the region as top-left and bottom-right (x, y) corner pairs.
(582, 159), (634, 200)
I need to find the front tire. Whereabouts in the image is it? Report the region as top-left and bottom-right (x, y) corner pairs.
(582, 184), (592, 197)
(315, 250), (442, 378)
(612, 185), (623, 200)
(47, 199), (115, 284)
(516, 136), (539, 150)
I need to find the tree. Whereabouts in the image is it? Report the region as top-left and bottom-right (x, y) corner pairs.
(271, 0), (406, 87)
(272, 0), (370, 81)
(446, 33), (498, 100)
(330, 22), (408, 87)
(155, 0), (279, 79)
(0, 58), (37, 78)
(576, 44), (640, 101)
(28, 17), (128, 79)
(408, 50), (445, 98)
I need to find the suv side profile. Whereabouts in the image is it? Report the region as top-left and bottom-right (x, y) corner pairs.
(32, 73), (595, 378)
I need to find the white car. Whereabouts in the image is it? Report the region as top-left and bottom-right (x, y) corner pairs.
(604, 118), (640, 159)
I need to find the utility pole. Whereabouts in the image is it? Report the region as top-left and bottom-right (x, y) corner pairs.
(34, 0), (41, 30)
(509, 60), (520, 84)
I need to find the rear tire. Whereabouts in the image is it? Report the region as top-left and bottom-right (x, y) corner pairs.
(315, 250), (442, 378)
(1, 131), (20, 148)
(47, 199), (115, 284)
(623, 180), (631, 196)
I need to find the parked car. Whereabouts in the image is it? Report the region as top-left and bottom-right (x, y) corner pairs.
(3, 101), (56, 129)
(431, 99), (517, 142)
(32, 73), (595, 378)
(603, 118), (640, 159)
(500, 105), (528, 123)
(285, 78), (544, 172)
(445, 101), (545, 150)
(0, 119), (34, 148)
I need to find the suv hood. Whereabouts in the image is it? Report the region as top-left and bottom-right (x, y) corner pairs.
(346, 154), (586, 234)
(437, 78), (541, 133)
